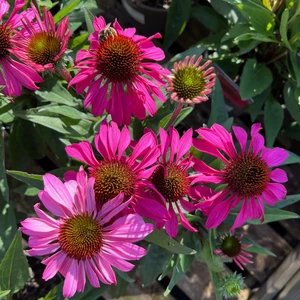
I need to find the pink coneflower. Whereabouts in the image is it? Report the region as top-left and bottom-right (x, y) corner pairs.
(193, 123), (288, 229)
(149, 127), (205, 238)
(214, 234), (253, 270)
(69, 16), (169, 125)
(166, 55), (216, 104)
(65, 120), (169, 223)
(0, 0), (43, 97)
(20, 169), (153, 298)
(11, 4), (71, 72)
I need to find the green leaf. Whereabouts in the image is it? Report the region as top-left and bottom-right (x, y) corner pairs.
(274, 194), (300, 209)
(280, 150), (300, 165)
(37, 105), (88, 120)
(0, 204), (17, 261)
(53, 0), (81, 23)
(0, 130), (9, 203)
(208, 269), (222, 300)
(200, 239), (224, 273)
(241, 236), (276, 256)
(144, 229), (196, 255)
(284, 80), (300, 124)
(83, 7), (94, 34)
(249, 88), (269, 122)
(69, 32), (89, 50)
(164, 231), (195, 296)
(0, 290), (10, 299)
(6, 170), (43, 190)
(114, 268), (134, 283)
(163, 0), (192, 49)
(14, 185), (40, 197)
(140, 244), (173, 287)
(35, 79), (77, 106)
(264, 98), (283, 147)
(224, 0), (275, 37)
(280, 9), (295, 51)
(234, 33), (278, 43)
(0, 231), (29, 295)
(239, 59), (273, 99)
(191, 5), (228, 33)
(222, 24), (251, 43)
(208, 78), (228, 126)
(158, 107), (193, 129)
(246, 207), (299, 224)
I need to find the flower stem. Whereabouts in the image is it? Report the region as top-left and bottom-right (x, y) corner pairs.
(163, 103), (183, 132)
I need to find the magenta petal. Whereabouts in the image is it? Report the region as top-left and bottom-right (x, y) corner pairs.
(261, 147), (288, 167)
(77, 260), (86, 292)
(165, 204), (178, 238)
(42, 251), (67, 280)
(206, 199), (233, 229)
(266, 183), (287, 201)
(180, 198), (196, 213)
(176, 203), (197, 232)
(270, 168), (288, 183)
(95, 255), (117, 284)
(231, 199), (249, 230)
(85, 259), (101, 288)
(102, 252), (134, 272)
(133, 198), (170, 222)
(232, 126), (247, 153)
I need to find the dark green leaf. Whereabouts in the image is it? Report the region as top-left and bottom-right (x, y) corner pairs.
(280, 9), (294, 51)
(222, 24), (251, 43)
(159, 107), (193, 129)
(14, 185), (40, 197)
(289, 51), (300, 87)
(284, 80), (300, 124)
(69, 32), (89, 50)
(140, 244), (173, 286)
(191, 5), (228, 33)
(0, 231), (29, 295)
(163, 0), (192, 49)
(208, 78), (228, 126)
(15, 119), (47, 160)
(0, 130), (8, 203)
(240, 59), (273, 99)
(264, 98), (283, 147)
(274, 194), (300, 209)
(241, 236), (276, 256)
(249, 88), (269, 122)
(114, 268), (134, 283)
(145, 229), (196, 255)
(53, 0), (81, 23)
(164, 231), (196, 296)
(234, 33), (278, 43)
(7, 170), (43, 190)
(0, 204), (17, 261)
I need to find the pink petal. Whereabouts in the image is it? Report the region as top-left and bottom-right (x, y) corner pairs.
(206, 199), (233, 228)
(176, 129), (193, 163)
(102, 252), (134, 272)
(103, 242), (147, 260)
(180, 198), (196, 213)
(65, 141), (99, 167)
(77, 260), (86, 292)
(63, 260), (79, 298)
(176, 203), (197, 232)
(85, 259), (101, 288)
(265, 183), (287, 201)
(42, 251), (67, 280)
(232, 126), (248, 153)
(94, 255), (117, 284)
(98, 193), (124, 219)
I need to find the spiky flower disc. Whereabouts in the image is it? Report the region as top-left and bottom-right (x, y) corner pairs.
(214, 234), (253, 270)
(167, 55), (216, 104)
(219, 272), (244, 299)
(20, 169), (154, 298)
(0, 0), (43, 97)
(193, 123), (288, 229)
(11, 4), (71, 72)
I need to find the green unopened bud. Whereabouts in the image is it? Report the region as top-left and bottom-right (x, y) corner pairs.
(219, 272), (244, 299)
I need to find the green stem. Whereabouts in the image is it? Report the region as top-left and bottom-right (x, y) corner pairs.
(163, 102), (183, 132)
(266, 50), (287, 65)
(288, 2), (300, 25)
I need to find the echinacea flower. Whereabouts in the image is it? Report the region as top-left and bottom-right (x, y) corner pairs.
(193, 123), (288, 229)
(20, 169), (153, 298)
(0, 0), (43, 97)
(166, 55), (216, 104)
(214, 234), (253, 270)
(69, 16), (169, 125)
(11, 4), (71, 72)
(65, 120), (169, 223)
(149, 127), (205, 238)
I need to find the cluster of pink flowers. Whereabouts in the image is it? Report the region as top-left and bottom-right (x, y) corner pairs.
(11, 0), (289, 298)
